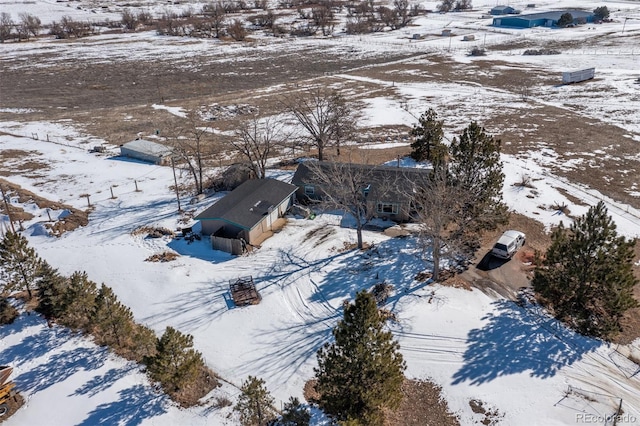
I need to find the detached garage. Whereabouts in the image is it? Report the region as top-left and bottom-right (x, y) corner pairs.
(493, 10), (594, 28)
(120, 139), (173, 165)
(195, 178), (297, 253)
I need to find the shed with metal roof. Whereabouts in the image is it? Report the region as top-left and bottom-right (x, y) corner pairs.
(120, 139), (173, 165)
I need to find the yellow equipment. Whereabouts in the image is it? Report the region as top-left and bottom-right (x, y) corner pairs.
(0, 365), (15, 417)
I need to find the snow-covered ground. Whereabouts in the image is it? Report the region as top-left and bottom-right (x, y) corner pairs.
(1, 0), (640, 424)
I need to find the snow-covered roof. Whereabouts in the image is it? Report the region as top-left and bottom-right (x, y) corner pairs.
(121, 139), (172, 157)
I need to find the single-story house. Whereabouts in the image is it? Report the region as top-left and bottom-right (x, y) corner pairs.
(291, 162), (432, 223)
(195, 178), (297, 251)
(493, 10), (594, 28)
(120, 139), (173, 165)
(490, 5), (520, 15)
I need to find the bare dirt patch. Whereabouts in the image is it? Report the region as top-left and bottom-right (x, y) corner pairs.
(0, 179), (88, 236)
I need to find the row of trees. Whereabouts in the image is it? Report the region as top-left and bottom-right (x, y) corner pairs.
(164, 87), (356, 195)
(0, 231), (214, 402)
(0, 12), (41, 42)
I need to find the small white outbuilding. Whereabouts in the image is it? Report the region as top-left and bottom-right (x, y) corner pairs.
(120, 139), (173, 165)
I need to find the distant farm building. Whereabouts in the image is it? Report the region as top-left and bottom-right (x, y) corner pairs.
(490, 5), (520, 15)
(562, 68), (595, 84)
(195, 178), (297, 254)
(120, 139), (172, 165)
(493, 10), (594, 28)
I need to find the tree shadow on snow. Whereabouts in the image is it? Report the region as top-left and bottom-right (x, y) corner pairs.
(310, 237), (427, 304)
(243, 314), (338, 386)
(78, 384), (168, 426)
(452, 300), (601, 385)
(0, 314), (74, 364)
(15, 346), (108, 393)
(73, 364), (139, 397)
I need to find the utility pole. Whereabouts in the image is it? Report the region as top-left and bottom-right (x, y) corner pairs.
(170, 156), (182, 213)
(0, 185), (16, 234)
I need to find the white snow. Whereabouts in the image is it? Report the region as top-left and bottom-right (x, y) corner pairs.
(1, 0), (640, 424)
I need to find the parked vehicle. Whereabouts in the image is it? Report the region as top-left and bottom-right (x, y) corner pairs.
(491, 230), (526, 259)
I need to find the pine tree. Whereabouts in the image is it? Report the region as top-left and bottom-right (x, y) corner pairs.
(593, 6), (609, 20)
(557, 12), (573, 27)
(314, 291), (405, 425)
(58, 271), (98, 331)
(145, 326), (204, 394)
(277, 397), (311, 426)
(0, 231), (42, 298)
(533, 202), (638, 339)
(409, 108), (446, 164)
(0, 297), (18, 325)
(91, 284), (135, 349)
(234, 376), (277, 426)
(449, 121), (508, 232)
(35, 261), (68, 319)
(130, 324), (158, 362)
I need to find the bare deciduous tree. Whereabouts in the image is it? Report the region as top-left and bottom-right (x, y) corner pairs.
(231, 116), (290, 179)
(227, 18), (247, 41)
(202, 3), (226, 38)
(411, 168), (468, 282)
(281, 88), (356, 161)
(0, 12), (14, 42)
(19, 13), (40, 38)
(164, 112), (218, 195)
(305, 162), (395, 249)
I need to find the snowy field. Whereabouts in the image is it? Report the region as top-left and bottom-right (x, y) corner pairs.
(1, 0), (640, 424)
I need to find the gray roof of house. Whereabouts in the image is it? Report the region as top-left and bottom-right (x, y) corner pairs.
(512, 9), (593, 20)
(292, 161), (432, 202)
(121, 139), (172, 157)
(195, 178), (298, 230)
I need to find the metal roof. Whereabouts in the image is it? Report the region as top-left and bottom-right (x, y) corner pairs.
(121, 139), (172, 157)
(195, 179), (298, 230)
(511, 9), (593, 20)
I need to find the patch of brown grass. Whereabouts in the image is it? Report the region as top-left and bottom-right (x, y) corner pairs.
(384, 379), (460, 426)
(0, 179), (88, 236)
(145, 251), (179, 262)
(170, 367), (220, 408)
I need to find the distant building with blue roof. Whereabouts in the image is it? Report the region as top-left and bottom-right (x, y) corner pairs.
(493, 10), (594, 28)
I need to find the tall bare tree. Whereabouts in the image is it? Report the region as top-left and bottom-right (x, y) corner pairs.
(0, 13), (14, 42)
(231, 116), (290, 179)
(412, 168), (468, 281)
(281, 88), (356, 161)
(304, 162), (394, 249)
(164, 112), (217, 195)
(19, 13), (40, 38)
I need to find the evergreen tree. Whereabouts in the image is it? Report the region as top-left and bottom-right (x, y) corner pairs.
(557, 12), (573, 27)
(145, 326), (204, 394)
(593, 6), (609, 20)
(58, 271), (98, 331)
(277, 397), (311, 426)
(314, 291), (405, 425)
(533, 202), (638, 339)
(130, 324), (158, 362)
(0, 297), (18, 325)
(409, 108), (446, 164)
(91, 284), (135, 349)
(35, 261), (68, 319)
(449, 121), (508, 232)
(0, 231), (42, 298)
(234, 376), (277, 426)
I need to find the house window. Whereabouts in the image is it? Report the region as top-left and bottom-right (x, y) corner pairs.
(304, 185), (315, 195)
(377, 202), (398, 215)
